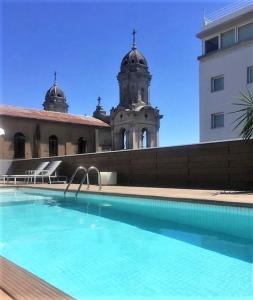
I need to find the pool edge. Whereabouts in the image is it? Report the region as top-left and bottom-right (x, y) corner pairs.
(2, 184), (253, 208)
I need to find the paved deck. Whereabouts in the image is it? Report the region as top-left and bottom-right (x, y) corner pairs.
(1, 183), (253, 206)
(0, 256), (73, 300)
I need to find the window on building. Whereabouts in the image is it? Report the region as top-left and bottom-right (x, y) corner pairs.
(77, 137), (87, 154)
(221, 29), (235, 49)
(14, 132), (25, 158)
(211, 75), (224, 92)
(247, 66), (253, 84)
(211, 113), (224, 129)
(238, 22), (253, 43)
(141, 128), (148, 148)
(120, 128), (127, 150)
(49, 135), (58, 156)
(205, 36), (219, 54)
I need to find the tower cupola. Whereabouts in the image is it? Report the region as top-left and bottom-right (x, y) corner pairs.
(43, 72), (69, 113)
(93, 96), (110, 123)
(117, 30), (151, 109)
(120, 48), (148, 70)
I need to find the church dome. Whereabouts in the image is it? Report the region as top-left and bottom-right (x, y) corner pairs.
(43, 73), (69, 113)
(45, 84), (65, 100)
(120, 30), (148, 71)
(121, 48), (148, 69)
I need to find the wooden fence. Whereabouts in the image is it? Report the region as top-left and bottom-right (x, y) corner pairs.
(10, 139), (253, 190)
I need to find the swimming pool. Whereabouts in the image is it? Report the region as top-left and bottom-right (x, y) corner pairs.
(0, 188), (253, 299)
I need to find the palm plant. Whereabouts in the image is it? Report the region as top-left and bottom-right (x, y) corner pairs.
(231, 89), (253, 141)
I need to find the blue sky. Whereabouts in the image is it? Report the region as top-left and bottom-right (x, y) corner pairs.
(1, 0), (235, 146)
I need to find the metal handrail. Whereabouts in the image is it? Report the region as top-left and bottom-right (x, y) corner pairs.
(87, 166), (102, 191)
(75, 169), (89, 197)
(64, 166), (87, 196)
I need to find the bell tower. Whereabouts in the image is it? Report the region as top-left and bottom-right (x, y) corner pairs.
(110, 31), (162, 150)
(117, 30), (151, 109)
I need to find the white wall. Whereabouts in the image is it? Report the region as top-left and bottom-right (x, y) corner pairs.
(199, 41), (253, 142)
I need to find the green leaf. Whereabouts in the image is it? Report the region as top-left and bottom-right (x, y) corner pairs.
(231, 89), (253, 141)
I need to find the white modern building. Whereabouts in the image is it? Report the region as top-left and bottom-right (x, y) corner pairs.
(197, 3), (253, 142)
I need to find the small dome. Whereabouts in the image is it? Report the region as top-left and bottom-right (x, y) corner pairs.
(121, 48), (148, 69)
(43, 73), (69, 113)
(45, 84), (65, 100)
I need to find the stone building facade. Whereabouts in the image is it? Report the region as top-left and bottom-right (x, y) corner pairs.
(0, 105), (111, 160)
(0, 32), (162, 160)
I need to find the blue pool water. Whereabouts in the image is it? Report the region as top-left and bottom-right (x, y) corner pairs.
(0, 188), (253, 300)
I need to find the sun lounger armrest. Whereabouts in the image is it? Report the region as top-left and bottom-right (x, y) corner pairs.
(40, 170), (50, 176)
(27, 170), (44, 175)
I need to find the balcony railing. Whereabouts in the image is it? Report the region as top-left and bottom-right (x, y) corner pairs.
(204, 0), (253, 25)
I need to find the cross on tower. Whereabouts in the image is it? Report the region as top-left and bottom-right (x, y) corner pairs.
(132, 29), (136, 49)
(54, 71), (57, 85)
(97, 96), (101, 106)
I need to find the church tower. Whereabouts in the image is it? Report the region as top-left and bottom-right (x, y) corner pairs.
(117, 29), (151, 108)
(110, 31), (162, 150)
(43, 72), (69, 113)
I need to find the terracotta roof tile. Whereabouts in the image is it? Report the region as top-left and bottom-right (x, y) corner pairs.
(0, 105), (110, 128)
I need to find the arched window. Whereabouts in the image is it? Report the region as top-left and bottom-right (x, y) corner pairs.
(120, 128), (127, 150)
(49, 135), (58, 157)
(14, 132), (25, 158)
(78, 137), (87, 154)
(141, 128), (148, 148)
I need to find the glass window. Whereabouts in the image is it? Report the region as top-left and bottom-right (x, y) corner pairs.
(221, 29), (235, 48)
(238, 22), (253, 42)
(49, 135), (58, 156)
(211, 76), (224, 92)
(247, 66), (253, 84)
(211, 113), (224, 129)
(205, 36), (219, 54)
(14, 132), (25, 158)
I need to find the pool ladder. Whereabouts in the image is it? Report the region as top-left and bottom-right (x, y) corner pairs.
(64, 166), (102, 198)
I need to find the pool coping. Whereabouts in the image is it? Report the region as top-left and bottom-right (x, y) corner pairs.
(1, 183), (253, 208)
(0, 256), (74, 300)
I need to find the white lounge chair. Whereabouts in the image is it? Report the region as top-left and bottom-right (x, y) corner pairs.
(28, 161), (51, 183)
(33, 160), (65, 184)
(1, 161), (50, 184)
